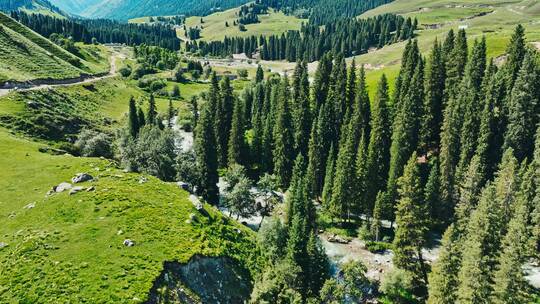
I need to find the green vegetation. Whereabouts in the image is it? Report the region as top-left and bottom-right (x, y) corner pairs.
(179, 7), (305, 42)
(0, 127), (259, 302)
(0, 12), (109, 83)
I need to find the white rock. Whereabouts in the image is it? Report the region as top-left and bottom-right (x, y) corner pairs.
(123, 239), (135, 247)
(55, 182), (72, 193)
(69, 186), (84, 195)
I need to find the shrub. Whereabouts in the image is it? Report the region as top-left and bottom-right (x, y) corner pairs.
(149, 80), (166, 92)
(365, 241), (392, 253)
(379, 269), (417, 304)
(119, 66), (132, 77)
(75, 129), (113, 158)
(118, 125), (177, 181)
(237, 69), (248, 78)
(357, 222), (373, 241)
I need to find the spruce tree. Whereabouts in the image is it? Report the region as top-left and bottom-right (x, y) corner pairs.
(393, 152), (429, 291)
(306, 117), (324, 198)
(473, 63), (505, 185)
(128, 96), (139, 138)
(256, 64), (264, 83)
(167, 99), (175, 128)
(424, 157), (441, 227)
(355, 132), (369, 216)
(228, 98), (246, 166)
(427, 224), (461, 304)
(505, 24), (526, 89)
(491, 169), (533, 304)
(216, 76), (235, 167)
(321, 144), (336, 208)
(386, 44), (424, 223)
(365, 74), (391, 214)
(457, 150), (518, 303)
(421, 39), (445, 152)
(346, 59), (357, 116)
(331, 117), (361, 222)
(147, 94), (157, 125)
(195, 103), (220, 204)
(455, 38), (487, 180)
(503, 51), (539, 162)
(293, 61), (311, 157)
(137, 107), (146, 128)
(273, 77), (295, 189)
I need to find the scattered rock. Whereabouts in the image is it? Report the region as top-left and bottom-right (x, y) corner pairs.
(327, 234), (350, 244)
(235, 228), (242, 234)
(55, 182), (72, 193)
(139, 176), (148, 184)
(0, 242), (8, 249)
(72, 173), (93, 184)
(86, 186), (95, 192)
(117, 230), (124, 235)
(24, 202), (36, 209)
(69, 186), (84, 195)
(189, 213), (197, 222)
(46, 190), (55, 196)
(123, 239), (135, 247)
(177, 181), (191, 192)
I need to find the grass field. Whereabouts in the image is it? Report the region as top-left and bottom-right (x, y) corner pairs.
(0, 127), (258, 302)
(0, 12), (109, 83)
(177, 6), (305, 42)
(353, 0), (540, 97)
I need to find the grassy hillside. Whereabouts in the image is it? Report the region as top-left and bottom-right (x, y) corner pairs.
(0, 126), (259, 302)
(0, 13), (109, 83)
(178, 6), (305, 42)
(0, 0), (65, 18)
(356, 0), (540, 93)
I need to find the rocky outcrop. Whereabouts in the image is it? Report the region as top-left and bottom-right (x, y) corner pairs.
(146, 255), (252, 304)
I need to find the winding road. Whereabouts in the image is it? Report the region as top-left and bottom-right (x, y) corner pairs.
(0, 50), (124, 97)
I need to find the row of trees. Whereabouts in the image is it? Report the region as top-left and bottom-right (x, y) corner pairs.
(187, 14), (417, 62)
(259, 0), (392, 25)
(10, 11), (181, 50)
(192, 25), (540, 300)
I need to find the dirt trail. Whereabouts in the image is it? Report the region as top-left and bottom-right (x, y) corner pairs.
(0, 49), (124, 97)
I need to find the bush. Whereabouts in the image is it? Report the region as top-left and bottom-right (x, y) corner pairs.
(132, 64), (155, 79)
(119, 66), (132, 77)
(149, 80), (166, 92)
(357, 222), (373, 241)
(237, 69), (248, 78)
(379, 269), (417, 304)
(118, 125), (177, 181)
(75, 129), (113, 158)
(365, 241), (392, 253)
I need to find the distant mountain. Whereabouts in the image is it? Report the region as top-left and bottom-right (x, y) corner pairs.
(50, 0), (250, 20)
(0, 0), (66, 17)
(47, 0), (103, 15)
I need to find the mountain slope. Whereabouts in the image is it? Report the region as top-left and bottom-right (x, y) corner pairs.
(0, 0), (65, 17)
(0, 126), (258, 302)
(46, 0), (102, 15)
(51, 0), (251, 20)
(0, 12), (106, 83)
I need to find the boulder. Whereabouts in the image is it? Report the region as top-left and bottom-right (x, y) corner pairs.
(123, 239), (135, 247)
(69, 186), (84, 195)
(72, 173), (93, 184)
(327, 234), (350, 244)
(177, 181), (191, 192)
(139, 176), (148, 184)
(86, 186), (95, 192)
(55, 182), (72, 193)
(0, 242), (7, 249)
